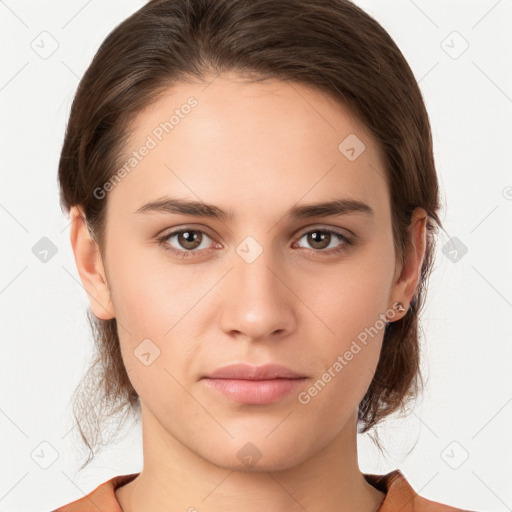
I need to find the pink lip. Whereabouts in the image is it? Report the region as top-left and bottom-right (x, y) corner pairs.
(203, 377), (306, 404)
(202, 364), (307, 405)
(204, 363), (306, 380)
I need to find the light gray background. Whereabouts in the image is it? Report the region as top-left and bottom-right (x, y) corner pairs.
(1, 1), (511, 511)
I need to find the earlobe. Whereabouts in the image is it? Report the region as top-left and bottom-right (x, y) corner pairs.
(69, 206), (115, 320)
(388, 208), (428, 318)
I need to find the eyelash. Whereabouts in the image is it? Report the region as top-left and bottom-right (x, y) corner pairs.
(156, 227), (354, 260)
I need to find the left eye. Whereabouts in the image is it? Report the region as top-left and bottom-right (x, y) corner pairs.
(294, 229), (352, 253)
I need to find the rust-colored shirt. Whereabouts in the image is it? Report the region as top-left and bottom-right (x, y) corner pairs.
(52, 469), (475, 511)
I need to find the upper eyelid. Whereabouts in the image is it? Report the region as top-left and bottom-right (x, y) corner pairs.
(160, 225), (215, 239)
(295, 225), (353, 238)
(162, 224), (351, 236)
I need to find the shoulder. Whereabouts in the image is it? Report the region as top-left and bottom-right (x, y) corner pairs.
(364, 469), (479, 512)
(51, 473), (139, 512)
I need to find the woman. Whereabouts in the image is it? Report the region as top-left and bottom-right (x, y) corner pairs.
(53, 0), (476, 510)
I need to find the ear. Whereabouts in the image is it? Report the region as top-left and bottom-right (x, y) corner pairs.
(388, 207), (428, 319)
(69, 206), (115, 320)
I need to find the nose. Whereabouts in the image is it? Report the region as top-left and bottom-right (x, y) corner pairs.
(219, 247), (297, 342)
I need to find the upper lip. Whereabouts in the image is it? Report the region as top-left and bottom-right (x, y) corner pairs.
(203, 363), (306, 380)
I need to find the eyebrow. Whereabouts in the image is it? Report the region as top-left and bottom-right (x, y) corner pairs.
(135, 196), (374, 221)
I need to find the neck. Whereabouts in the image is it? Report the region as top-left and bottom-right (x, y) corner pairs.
(116, 406), (385, 512)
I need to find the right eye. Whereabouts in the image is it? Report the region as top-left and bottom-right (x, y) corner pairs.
(157, 228), (220, 259)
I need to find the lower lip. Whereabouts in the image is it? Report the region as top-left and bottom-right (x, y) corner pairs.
(202, 377), (307, 405)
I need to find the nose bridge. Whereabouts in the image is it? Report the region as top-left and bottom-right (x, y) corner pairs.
(234, 239), (284, 305)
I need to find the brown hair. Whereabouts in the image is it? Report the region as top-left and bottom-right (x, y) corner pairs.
(58, 0), (443, 469)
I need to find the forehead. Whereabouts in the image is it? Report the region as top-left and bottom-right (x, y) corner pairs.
(107, 74), (390, 223)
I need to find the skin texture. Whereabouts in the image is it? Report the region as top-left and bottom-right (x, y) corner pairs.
(70, 73), (427, 512)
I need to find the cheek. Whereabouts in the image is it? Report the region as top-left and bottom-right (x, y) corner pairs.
(295, 250), (393, 409)
(297, 299), (386, 424)
(105, 241), (183, 334)
(301, 245), (394, 342)
(105, 246), (209, 399)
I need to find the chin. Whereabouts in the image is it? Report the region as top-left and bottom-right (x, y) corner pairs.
(197, 437), (313, 474)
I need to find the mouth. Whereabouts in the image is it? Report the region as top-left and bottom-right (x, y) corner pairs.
(203, 363), (306, 380)
(201, 363), (308, 405)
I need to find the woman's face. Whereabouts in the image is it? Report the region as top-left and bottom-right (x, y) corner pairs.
(83, 73), (421, 471)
